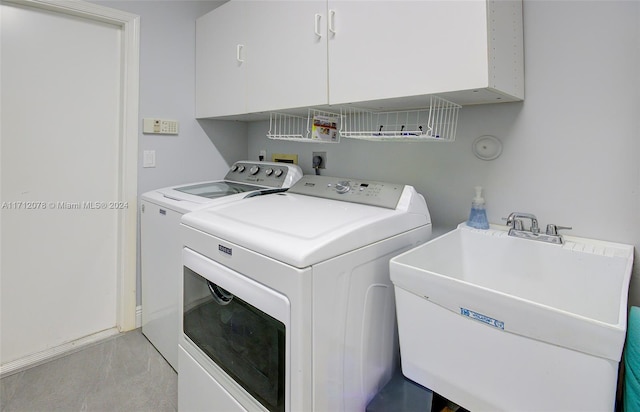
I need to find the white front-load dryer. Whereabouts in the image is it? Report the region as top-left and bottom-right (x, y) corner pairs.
(140, 161), (302, 370)
(179, 175), (432, 412)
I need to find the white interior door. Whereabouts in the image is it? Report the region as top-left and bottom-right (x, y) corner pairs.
(0, 0), (139, 368)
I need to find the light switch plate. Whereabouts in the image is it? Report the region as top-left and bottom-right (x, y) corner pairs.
(143, 150), (156, 168)
(143, 118), (179, 135)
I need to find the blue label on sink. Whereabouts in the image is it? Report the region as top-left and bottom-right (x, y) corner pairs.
(460, 308), (504, 330)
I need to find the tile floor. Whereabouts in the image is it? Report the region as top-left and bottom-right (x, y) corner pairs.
(0, 329), (177, 412)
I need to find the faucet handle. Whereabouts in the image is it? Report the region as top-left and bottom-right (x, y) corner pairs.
(513, 219), (524, 231)
(503, 214), (513, 225)
(546, 224), (572, 236)
(530, 219), (540, 234)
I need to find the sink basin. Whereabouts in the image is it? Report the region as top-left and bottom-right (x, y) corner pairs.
(390, 223), (634, 411)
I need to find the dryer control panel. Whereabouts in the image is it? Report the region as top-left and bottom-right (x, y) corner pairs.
(287, 175), (406, 209)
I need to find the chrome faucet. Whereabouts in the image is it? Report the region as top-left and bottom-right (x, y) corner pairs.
(505, 212), (539, 233)
(505, 212), (571, 245)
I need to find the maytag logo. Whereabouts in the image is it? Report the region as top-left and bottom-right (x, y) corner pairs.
(218, 244), (232, 256)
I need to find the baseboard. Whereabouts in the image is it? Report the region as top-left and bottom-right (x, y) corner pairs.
(136, 305), (142, 328)
(0, 327), (120, 378)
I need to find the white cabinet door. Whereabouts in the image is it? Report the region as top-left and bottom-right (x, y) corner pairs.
(196, 1), (247, 118)
(246, 0), (328, 113)
(196, 0), (328, 118)
(327, 0), (490, 105)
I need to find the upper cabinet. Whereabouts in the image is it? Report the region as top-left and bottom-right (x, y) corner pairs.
(245, 1), (328, 114)
(196, 1), (246, 118)
(326, 0), (524, 109)
(196, 0), (327, 118)
(196, 0), (524, 119)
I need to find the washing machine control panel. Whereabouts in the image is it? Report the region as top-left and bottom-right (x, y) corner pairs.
(225, 161), (303, 188)
(288, 175), (405, 209)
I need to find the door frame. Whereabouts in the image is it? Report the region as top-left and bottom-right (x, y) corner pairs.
(2, 0), (140, 332)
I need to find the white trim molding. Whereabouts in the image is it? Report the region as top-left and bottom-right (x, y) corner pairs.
(0, 328), (120, 378)
(136, 305), (142, 328)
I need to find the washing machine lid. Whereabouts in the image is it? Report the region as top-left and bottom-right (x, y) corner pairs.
(141, 180), (264, 214)
(166, 181), (263, 201)
(182, 180), (431, 268)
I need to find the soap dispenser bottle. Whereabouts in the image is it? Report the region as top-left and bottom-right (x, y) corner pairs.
(467, 186), (490, 229)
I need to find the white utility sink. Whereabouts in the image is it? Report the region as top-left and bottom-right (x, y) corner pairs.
(390, 223), (634, 412)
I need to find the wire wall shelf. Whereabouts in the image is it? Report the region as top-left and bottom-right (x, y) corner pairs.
(267, 96), (459, 143)
(340, 96), (461, 142)
(267, 109), (341, 143)
(267, 112), (307, 141)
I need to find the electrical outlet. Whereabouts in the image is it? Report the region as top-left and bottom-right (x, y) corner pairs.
(312, 152), (326, 169)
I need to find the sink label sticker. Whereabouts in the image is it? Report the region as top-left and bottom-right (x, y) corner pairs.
(460, 308), (504, 330)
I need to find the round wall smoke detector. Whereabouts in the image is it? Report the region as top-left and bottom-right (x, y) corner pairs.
(472, 135), (503, 161)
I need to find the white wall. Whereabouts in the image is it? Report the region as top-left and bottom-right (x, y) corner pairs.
(93, 0), (248, 304)
(248, 1), (640, 305)
(93, 0), (247, 192)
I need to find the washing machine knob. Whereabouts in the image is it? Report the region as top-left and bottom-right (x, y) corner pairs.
(265, 168), (274, 176)
(335, 181), (351, 194)
(231, 164), (239, 172)
(237, 165), (246, 172)
(249, 166), (260, 175)
(274, 169), (284, 177)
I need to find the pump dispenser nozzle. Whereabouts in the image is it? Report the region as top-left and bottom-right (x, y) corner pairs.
(474, 186), (485, 204)
(467, 186), (489, 229)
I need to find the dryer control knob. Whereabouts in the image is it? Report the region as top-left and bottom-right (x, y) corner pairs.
(237, 165), (246, 172)
(335, 181), (351, 194)
(274, 169), (284, 177)
(249, 166), (260, 175)
(231, 164), (239, 172)
(265, 168), (274, 176)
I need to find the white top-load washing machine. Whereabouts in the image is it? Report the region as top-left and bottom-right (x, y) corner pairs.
(141, 161), (302, 370)
(179, 175), (432, 412)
